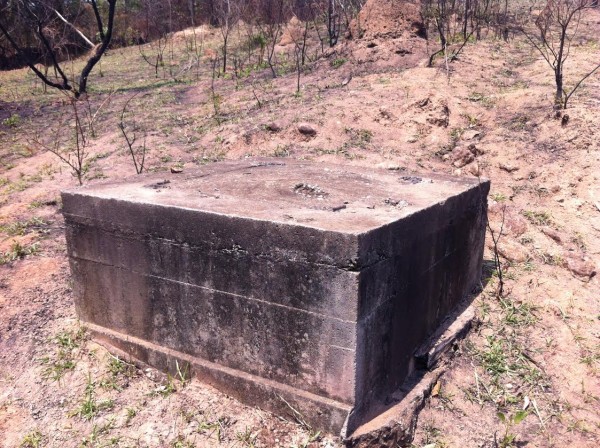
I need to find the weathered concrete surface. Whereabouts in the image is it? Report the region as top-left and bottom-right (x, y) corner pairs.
(62, 158), (489, 436)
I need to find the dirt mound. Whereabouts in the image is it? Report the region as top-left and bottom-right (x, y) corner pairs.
(279, 16), (305, 46)
(345, 0), (427, 71)
(350, 0), (425, 40)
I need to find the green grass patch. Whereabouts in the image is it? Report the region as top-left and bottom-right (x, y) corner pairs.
(39, 327), (88, 381)
(0, 217), (48, 236)
(2, 114), (21, 127)
(522, 210), (552, 226)
(71, 374), (115, 421)
(20, 430), (43, 448)
(0, 241), (40, 265)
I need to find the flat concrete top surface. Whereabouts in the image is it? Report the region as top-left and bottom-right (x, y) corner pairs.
(64, 159), (485, 233)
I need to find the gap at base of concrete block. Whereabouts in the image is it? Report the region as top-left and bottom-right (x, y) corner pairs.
(344, 304), (476, 447)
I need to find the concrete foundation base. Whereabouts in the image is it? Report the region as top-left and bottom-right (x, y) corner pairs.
(62, 159), (489, 436)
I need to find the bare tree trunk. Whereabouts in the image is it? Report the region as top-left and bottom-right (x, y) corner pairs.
(328, 0), (338, 46)
(79, 1), (118, 97)
(0, 0), (118, 97)
(222, 32), (228, 74)
(463, 0), (471, 40)
(555, 68), (564, 106)
(189, 0), (196, 27)
(554, 25), (567, 107)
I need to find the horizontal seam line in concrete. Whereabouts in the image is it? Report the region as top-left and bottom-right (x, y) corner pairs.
(64, 214), (360, 271)
(72, 256), (359, 327)
(330, 345), (355, 352)
(84, 321), (355, 410)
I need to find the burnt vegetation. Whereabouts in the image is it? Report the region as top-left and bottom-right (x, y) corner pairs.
(1, 0), (598, 108)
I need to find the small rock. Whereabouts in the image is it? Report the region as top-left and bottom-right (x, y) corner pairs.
(379, 107), (396, 121)
(424, 101), (450, 127)
(144, 368), (160, 381)
(499, 163), (519, 173)
(488, 204), (528, 237)
(452, 147), (475, 168)
(568, 198), (585, 209)
(406, 135), (418, 143)
(417, 97), (431, 108)
(541, 227), (563, 243)
(496, 239), (531, 263)
(298, 123), (317, 136)
(564, 252), (596, 281)
(341, 75), (352, 87)
(468, 163), (482, 177)
(505, 214), (528, 237)
(467, 143), (484, 155)
(170, 166), (183, 174)
(395, 48), (412, 56)
(488, 209), (528, 238)
(383, 198), (409, 208)
(462, 130), (481, 141)
(266, 122), (282, 132)
(224, 134), (238, 146)
(428, 117), (447, 127)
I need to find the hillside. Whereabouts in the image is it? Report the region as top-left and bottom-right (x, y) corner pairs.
(1, 7), (599, 448)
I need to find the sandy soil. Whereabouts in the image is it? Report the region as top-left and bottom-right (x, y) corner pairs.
(1, 8), (599, 448)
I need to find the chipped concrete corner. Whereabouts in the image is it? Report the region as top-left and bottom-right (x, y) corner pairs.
(62, 158), (489, 439)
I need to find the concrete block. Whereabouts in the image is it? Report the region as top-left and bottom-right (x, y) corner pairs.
(62, 159), (489, 436)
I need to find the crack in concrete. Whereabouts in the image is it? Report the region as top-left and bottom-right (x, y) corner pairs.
(72, 255), (359, 328)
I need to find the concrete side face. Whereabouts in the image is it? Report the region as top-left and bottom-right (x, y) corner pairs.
(64, 201), (359, 407)
(349, 182), (489, 432)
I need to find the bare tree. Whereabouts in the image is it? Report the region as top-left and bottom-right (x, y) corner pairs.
(487, 204), (506, 298)
(522, 0), (600, 108)
(422, 0), (514, 67)
(0, 0), (118, 98)
(139, 33), (169, 78)
(327, 0), (340, 46)
(118, 94), (148, 175)
(256, 0), (286, 78)
(213, 0), (245, 74)
(423, 0), (482, 67)
(209, 54), (224, 122)
(32, 93), (112, 185)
